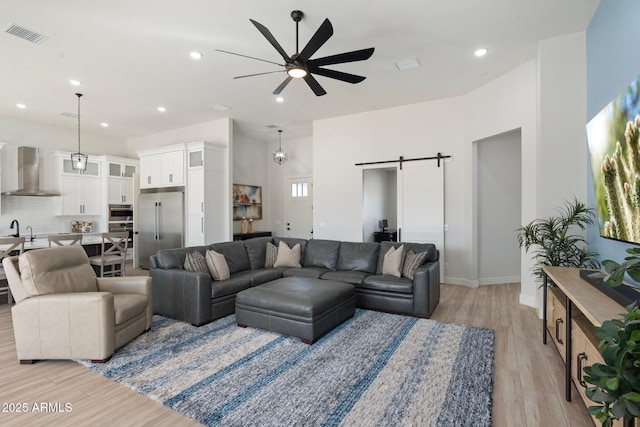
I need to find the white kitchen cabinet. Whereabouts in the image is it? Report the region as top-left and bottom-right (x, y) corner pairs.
(107, 178), (134, 204)
(60, 175), (101, 215)
(185, 142), (228, 246)
(56, 153), (102, 216)
(105, 159), (137, 204)
(139, 148), (184, 188)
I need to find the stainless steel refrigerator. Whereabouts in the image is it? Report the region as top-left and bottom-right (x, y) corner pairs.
(137, 187), (184, 269)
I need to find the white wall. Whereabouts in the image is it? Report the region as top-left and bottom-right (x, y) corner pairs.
(476, 130), (522, 285)
(233, 133), (268, 234)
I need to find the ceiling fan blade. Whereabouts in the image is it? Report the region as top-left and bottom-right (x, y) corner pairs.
(298, 18), (333, 61)
(273, 76), (293, 95)
(233, 70), (285, 79)
(303, 74), (327, 96)
(309, 47), (375, 67)
(250, 19), (291, 62)
(215, 49), (284, 67)
(310, 67), (366, 84)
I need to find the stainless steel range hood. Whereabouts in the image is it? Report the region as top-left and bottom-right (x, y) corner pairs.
(2, 146), (60, 196)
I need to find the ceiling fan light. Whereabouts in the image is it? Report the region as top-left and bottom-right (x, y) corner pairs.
(287, 67), (307, 78)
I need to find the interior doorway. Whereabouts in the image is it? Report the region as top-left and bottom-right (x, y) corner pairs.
(362, 167), (397, 242)
(474, 129), (522, 285)
(284, 176), (313, 239)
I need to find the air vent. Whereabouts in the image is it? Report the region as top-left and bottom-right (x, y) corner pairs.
(59, 112), (77, 119)
(4, 23), (48, 44)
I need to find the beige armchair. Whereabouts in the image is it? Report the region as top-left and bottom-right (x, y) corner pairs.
(3, 245), (152, 364)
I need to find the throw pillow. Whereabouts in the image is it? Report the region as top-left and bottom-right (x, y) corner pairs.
(265, 242), (278, 268)
(382, 245), (404, 278)
(273, 241), (302, 268)
(205, 249), (230, 281)
(184, 251), (208, 273)
(402, 250), (429, 280)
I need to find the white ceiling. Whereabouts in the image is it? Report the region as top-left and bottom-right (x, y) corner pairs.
(0, 0), (600, 142)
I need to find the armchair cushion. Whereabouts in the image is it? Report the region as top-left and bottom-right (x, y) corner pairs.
(113, 294), (148, 325)
(18, 245), (97, 297)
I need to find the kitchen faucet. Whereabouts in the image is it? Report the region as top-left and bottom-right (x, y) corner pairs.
(10, 219), (19, 238)
(25, 225), (34, 242)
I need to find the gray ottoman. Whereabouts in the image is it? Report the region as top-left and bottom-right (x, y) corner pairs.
(235, 277), (356, 344)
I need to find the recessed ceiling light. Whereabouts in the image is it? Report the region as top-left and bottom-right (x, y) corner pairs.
(474, 48), (488, 57)
(275, 96), (285, 103)
(69, 79), (82, 86)
(209, 103), (231, 111)
(16, 103), (26, 109)
(394, 56), (421, 71)
(101, 122), (109, 127)
(190, 51), (203, 60)
(157, 106), (166, 112)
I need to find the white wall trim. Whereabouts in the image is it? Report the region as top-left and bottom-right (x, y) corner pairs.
(444, 277), (479, 287)
(478, 275), (521, 286)
(519, 292), (537, 308)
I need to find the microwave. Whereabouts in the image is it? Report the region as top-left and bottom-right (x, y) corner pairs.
(109, 204), (133, 222)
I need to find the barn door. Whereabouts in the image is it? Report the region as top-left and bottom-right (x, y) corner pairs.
(397, 159), (444, 282)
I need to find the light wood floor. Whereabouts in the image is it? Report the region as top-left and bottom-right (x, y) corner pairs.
(0, 280), (592, 426)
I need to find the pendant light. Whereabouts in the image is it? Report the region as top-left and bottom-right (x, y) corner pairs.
(273, 129), (288, 165)
(70, 93), (88, 171)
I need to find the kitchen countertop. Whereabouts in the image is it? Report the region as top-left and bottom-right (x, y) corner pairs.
(21, 234), (104, 250)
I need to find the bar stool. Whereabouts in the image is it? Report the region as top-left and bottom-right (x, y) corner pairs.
(48, 234), (83, 247)
(88, 232), (129, 277)
(0, 236), (25, 304)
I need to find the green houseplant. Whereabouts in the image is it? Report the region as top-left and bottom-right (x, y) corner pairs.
(583, 302), (640, 427)
(517, 198), (599, 284)
(584, 249), (640, 427)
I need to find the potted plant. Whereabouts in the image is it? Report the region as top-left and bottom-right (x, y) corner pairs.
(584, 250), (640, 427)
(517, 198), (599, 284)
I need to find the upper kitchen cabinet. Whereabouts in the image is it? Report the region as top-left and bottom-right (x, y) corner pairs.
(138, 145), (185, 189)
(103, 157), (138, 204)
(53, 152), (102, 215)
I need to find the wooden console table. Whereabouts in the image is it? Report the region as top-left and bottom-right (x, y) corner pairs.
(543, 266), (638, 427)
(232, 231), (272, 241)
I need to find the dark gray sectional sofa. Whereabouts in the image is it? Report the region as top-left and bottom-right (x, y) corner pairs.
(149, 237), (440, 326)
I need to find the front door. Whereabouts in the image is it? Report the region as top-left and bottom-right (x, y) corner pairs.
(284, 176), (313, 239)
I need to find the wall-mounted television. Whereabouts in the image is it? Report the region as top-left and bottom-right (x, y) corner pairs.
(587, 73), (640, 245)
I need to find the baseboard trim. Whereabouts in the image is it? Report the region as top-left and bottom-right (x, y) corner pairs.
(519, 293), (537, 308)
(444, 277), (479, 287)
(478, 275), (520, 286)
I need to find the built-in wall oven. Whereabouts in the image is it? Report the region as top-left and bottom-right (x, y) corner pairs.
(108, 204), (134, 253)
(109, 204), (133, 222)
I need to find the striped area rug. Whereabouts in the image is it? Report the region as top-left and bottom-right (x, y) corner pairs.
(80, 310), (494, 426)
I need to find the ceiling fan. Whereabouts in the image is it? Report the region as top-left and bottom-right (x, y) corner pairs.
(216, 10), (374, 96)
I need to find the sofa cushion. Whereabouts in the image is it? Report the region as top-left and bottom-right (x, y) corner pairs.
(273, 237), (308, 260)
(206, 250), (230, 281)
(113, 293), (148, 325)
(243, 237), (272, 270)
(232, 268), (285, 286)
(155, 246), (208, 269)
(265, 242), (278, 268)
(321, 270), (370, 286)
(184, 251), (208, 273)
(19, 246), (97, 297)
(211, 275), (252, 299)
(382, 245), (404, 278)
(376, 242), (437, 274)
(282, 267), (328, 279)
(210, 241), (251, 274)
(402, 250), (428, 279)
(274, 241), (302, 268)
(338, 242), (379, 273)
(303, 239), (341, 270)
(363, 275), (413, 294)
